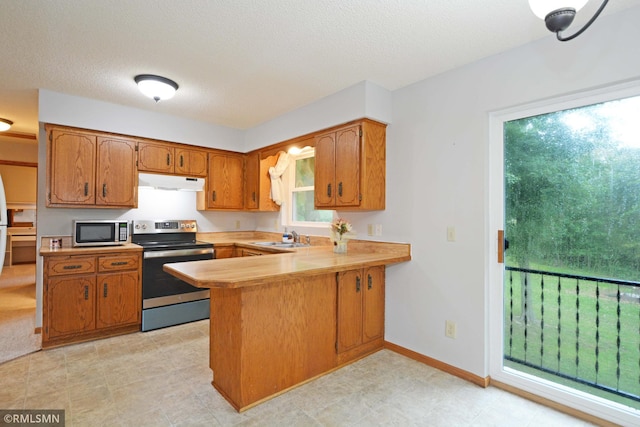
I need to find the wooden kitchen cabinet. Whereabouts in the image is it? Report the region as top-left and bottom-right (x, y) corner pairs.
(336, 265), (385, 363)
(314, 119), (386, 211)
(175, 146), (208, 177)
(138, 140), (208, 177)
(96, 136), (138, 206)
(43, 251), (142, 348)
(137, 140), (174, 173)
(198, 151), (244, 210)
(47, 274), (96, 339)
(214, 246), (236, 259)
(244, 151), (280, 211)
(238, 247), (271, 256)
(46, 125), (137, 208)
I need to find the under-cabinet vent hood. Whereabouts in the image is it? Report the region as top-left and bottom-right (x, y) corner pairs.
(138, 173), (204, 192)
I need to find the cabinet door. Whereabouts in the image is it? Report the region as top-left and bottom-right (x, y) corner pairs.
(336, 269), (363, 352)
(244, 152), (259, 210)
(363, 266), (385, 343)
(334, 126), (361, 207)
(314, 132), (336, 208)
(214, 246), (236, 259)
(96, 136), (138, 207)
(48, 127), (96, 205)
(138, 141), (174, 173)
(96, 271), (140, 329)
(175, 147), (208, 177)
(208, 153), (244, 209)
(47, 275), (96, 338)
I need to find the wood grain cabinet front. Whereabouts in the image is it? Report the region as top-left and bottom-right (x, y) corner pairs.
(244, 151), (280, 211)
(46, 125), (138, 208)
(43, 252), (142, 348)
(314, 119), (386, 211)
(138, 141), (208, 177)
(198, 151), (244, 210)
(336, 265), (385, 363)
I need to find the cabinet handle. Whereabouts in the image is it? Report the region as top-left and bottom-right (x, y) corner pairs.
(110, 261), (128, 266)
(167, 153), (171, 166)
(63, 265), (82, 270)
(180, 154), (184, 167)
(356, 276), (361, 292)
(212, 190), (217, 201)
(84, 182), (89, 196)
(103, 283), (108, 297)
(338, 182), (343, 197)
(368, 274), (372, 290)
(252, 191), (256, 202)
(327, 183), (332, 197)
(102, 183), (107, 197)
(84, 286), (89, 300)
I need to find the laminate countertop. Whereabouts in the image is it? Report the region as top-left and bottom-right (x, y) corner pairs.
(164, 240), (411, 289)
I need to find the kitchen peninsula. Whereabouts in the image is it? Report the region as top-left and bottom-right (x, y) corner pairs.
(164, 239), (410, 411)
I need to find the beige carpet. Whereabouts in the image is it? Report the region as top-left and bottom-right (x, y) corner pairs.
(0, 264), (41, 364)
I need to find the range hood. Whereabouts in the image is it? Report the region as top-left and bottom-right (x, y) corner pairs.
(138, 173), (204, 191)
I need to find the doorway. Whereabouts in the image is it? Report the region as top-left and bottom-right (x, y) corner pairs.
(489, 82), (640, 424)
(0, 137), (39, 364)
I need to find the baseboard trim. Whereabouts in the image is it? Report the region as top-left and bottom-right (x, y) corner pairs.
(383, 341), (490, 388)
(491, 380), (615, 427)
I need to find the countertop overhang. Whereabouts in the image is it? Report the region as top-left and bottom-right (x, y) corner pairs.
(164, 241), (411, 289)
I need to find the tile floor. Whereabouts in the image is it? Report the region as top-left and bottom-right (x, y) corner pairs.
(0, 320), (595, 426)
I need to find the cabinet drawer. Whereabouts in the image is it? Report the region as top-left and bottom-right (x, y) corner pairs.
(98, 254), (140, 272)
(47, 256), (97, 276)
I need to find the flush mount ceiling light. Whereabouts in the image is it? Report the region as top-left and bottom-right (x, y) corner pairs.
(134, 74), (179, 103)
(529, 0), (609, 41)
(0, 118), (13, 132)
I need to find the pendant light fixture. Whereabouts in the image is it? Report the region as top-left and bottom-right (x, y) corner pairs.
(528, 0), (609, 41)
(134, 74), (179, 103)
(0, 118), (13, 132)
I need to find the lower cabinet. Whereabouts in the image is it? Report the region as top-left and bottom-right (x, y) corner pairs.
(238, 248), (270, 256)
(213, 246), (236, 259)
(43, 251), (142, 348)
(336, 265), (385, 361)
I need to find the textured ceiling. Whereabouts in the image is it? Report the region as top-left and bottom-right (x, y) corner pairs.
(0, 0), (637, 136)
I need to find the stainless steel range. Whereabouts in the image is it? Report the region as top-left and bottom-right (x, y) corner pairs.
(132, 219), (214, 331)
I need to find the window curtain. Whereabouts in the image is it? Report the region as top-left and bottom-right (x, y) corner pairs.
(268, 151), (291, 206)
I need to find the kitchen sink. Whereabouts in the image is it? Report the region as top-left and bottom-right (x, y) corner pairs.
(252, 241), (310, 248)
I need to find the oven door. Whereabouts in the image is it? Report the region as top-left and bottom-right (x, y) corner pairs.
(142, 247), (213, 309)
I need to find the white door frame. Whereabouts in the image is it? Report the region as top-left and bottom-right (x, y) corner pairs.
(488, 79), (640, 426)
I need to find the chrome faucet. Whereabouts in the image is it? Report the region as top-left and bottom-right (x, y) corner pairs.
(291, 230), (299, 243)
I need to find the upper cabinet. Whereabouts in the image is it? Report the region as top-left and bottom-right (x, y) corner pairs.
(175, 146), (208, 177)
(138, 141), (207, 177)
(46, 125), (138, 208)
(244, 151), (280, 211)
(314, 119), (386, 211)
(197, 151), (244, 210)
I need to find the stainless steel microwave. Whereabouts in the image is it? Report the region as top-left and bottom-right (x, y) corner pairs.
(72, 220), (130, 247)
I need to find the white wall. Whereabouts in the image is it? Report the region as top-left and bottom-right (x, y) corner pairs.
(384, 6), (640, 379)
(244, 81), (392, 151)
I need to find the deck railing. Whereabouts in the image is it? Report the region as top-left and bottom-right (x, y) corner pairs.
(504, 266), (640, 403)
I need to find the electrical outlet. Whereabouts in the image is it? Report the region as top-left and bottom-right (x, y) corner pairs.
(235, 220), (241, 229)
(367, 224), (374, 236)
(447, 226), (456, 242)
(374, 224), (382, 236)
(445, 320), (457, 339)
(274, 220), (279, 231)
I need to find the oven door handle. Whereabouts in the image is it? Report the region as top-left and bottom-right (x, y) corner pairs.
(143, 248), (214, 259)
